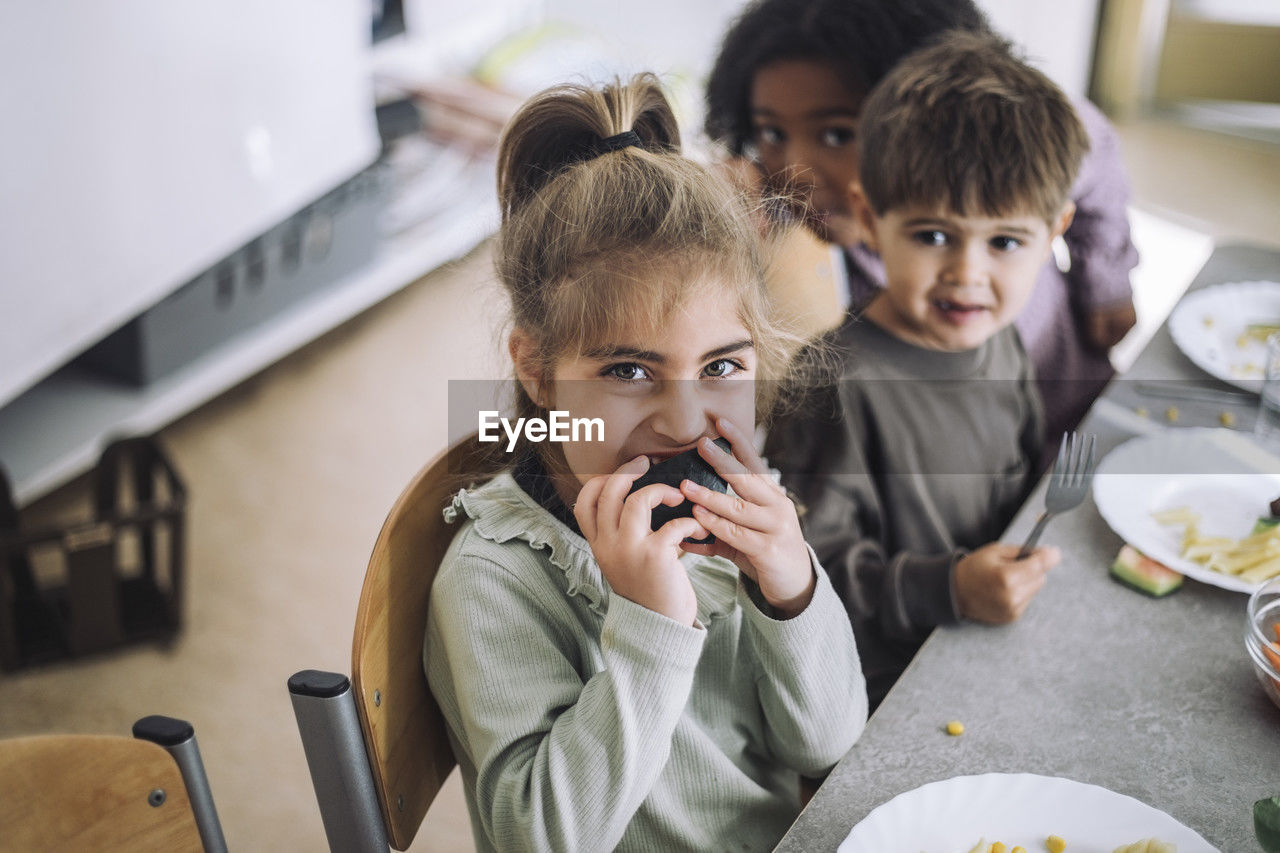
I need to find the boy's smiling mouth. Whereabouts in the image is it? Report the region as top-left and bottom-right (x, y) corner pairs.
(932, 297), (990, 325)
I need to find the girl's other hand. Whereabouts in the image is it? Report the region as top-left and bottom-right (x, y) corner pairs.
(678, 419), (815, 618)
(574, 455), (705, 626)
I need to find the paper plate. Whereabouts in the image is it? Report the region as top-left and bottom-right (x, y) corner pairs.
(1168, 280), (1280, 394)
(839, 773), (1216, 852)
(1092, 428), (1280, 593)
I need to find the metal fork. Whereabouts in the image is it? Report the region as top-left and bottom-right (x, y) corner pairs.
(1018, 432), (1097, 558)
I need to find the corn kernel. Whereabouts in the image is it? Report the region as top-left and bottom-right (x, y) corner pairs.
(1165, 406), (1179, 423)
(1012, 847), (1027, 853)
(1046, 836), (1067, 853)
(992, 843), (1007, 853)
(1134, 407), (1149, 418)
(1203, 315), (1214, 328)
(1220, 411), (1236, 428)
(945, 720), (964, 736)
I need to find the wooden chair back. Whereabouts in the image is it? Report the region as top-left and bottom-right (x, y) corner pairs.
(350, 433), (490, 850)
(0, 734), (203, 851)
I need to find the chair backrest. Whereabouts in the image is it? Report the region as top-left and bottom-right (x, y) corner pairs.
(0, 734), (203, 851)
(350, 432), (490, 850)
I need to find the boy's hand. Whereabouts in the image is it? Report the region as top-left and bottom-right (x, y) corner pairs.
(678, 419), (816, 619)
(1086, 299), (1137, 352)
(574, 455), (705, 626)
(954, 543), (1061, 624)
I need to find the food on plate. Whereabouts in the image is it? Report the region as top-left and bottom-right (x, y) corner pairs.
(627, 437), (731, 543)
(1152, 506), (1280, 583)
(1219, 411), (1237, 428)
(1201, 315), (1214, 328)
(1256, 795), (1280, 853)
(1134, 407), (1149, 418)
(944, 720), (965, 736)
(1164, 406), (1179, 423)
(965, 842), (1013, 853)
(1246, 322), (1280, 343)
(1150, 507), (1199, 526)
(964, 839), (1171, 853)
(1233, 361), (1263, 378)
(1112, 841), (1175, 853)
(1110, 545), (1183, 596)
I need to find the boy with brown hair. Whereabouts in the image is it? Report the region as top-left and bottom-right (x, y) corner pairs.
(767, 32), (1083, 707)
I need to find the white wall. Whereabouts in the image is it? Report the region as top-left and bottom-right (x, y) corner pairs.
(543, 0), (746, 81)
(0, 0), (379, 409)
(539, 1), (1103, 104)
(977, 0), (1102, 99)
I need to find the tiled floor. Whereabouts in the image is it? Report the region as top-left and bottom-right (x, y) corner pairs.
(2, 115), (1277, 852)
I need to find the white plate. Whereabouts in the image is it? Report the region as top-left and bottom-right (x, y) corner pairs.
(1168, 280), (1280, 393)
(1093, 428), (1280, 593)
(840, 773), (1217, 852)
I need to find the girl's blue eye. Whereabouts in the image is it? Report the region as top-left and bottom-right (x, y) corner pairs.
(820, 127), (855, 147)
(990, 235), (1023, 252)
(913, 230), (948, 247)
(604, 362), (649, 382)
(703, 359), (741, 378)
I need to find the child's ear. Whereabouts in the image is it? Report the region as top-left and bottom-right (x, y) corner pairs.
(847, 182), (879, 252)
(1051, 200), (1076, 240)
(509, 329), (548, 408)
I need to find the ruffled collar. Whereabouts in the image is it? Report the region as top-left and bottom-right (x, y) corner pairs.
(444, 472), (739, 623)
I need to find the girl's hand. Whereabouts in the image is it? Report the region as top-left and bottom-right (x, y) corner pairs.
(573, 455), (707, 626)
(678, 419), (816, 618)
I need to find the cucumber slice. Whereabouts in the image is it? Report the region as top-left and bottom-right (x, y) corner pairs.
(1254, 517), (1280, 535)
(1255, 795), (1280, 853)
(1110, 545), (1183, 597)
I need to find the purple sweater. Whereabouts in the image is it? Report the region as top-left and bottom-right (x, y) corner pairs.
(844, 98), (1139, 448)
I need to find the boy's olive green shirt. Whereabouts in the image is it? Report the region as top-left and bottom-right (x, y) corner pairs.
(424, 472), (867, 853)
(766, 317), (1042, 707)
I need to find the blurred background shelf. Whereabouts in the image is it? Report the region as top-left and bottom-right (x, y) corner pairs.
(0, 194), (496, 507)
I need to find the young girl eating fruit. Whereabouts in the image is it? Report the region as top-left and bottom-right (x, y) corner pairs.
(423, 74), (867, 852)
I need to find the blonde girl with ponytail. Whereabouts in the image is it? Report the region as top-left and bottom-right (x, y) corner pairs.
(424, 74), (866, 852)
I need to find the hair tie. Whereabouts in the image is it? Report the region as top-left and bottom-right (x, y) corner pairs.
(590, 130), (643, 158)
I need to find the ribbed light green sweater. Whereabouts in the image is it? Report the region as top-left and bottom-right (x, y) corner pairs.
(423, 472), (867, 852)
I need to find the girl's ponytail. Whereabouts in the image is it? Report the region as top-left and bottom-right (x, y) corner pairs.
(484, 74), (804, 481)
(496, 74), (680, 220)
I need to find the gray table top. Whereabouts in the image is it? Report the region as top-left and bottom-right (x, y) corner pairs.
(776, 244), (1280, 852)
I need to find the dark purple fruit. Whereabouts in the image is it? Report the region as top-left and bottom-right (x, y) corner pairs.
(627, 438), (732, 544)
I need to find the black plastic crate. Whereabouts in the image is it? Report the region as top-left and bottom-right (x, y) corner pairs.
(0, 436), (186, 671)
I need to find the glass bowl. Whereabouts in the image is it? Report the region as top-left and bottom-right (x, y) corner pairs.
(1246, 576), (1280, 711)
